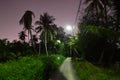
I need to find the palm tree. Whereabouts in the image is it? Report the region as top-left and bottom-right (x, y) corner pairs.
(112, 0), (120, 31)
(84, 0), (111, 27)
(84, 0), (103, 20)
(19, 10), (36, 51)
(35, 12), (55, 55)
(101, 0), (112, 27)
(0, 39), (8, 46)
(18, 31), (27, 42)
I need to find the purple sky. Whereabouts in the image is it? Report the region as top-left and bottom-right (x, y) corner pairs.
(0, 0), (80, 41)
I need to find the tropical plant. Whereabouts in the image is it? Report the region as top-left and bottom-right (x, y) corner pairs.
(30, 35), (38, 45)
(54, 27), (67, 42)
(100, 0), (112, 26)
(19, 10), (36, 51)
(18, 31), (27, 42)
(78, 25), (119, 65)
(112, 0), (120, 31)
(35, 12), (56, 55)
(0, 39), (9, 53)
(84, 0), (112, 28)
(67, 35), (79, 57)
(84, 0), (103, 23)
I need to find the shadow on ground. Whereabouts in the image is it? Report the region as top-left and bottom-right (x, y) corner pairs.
(49, 69), (67, 80)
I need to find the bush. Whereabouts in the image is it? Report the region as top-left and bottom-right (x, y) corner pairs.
(0, 56), (43, 80)
(72, 59), (120, 80)
(0, 55), (65, 80)
(78, 25), (119, 64)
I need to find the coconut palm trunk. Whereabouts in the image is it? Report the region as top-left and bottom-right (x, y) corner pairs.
(103, 4), (108, 28)
(99, 51), (104, 64)
(19, 10), (36, 52)
(38, 42), (41, 55)
(29, 30), (36, 52)
(45, 32), (48, 56)
(28, 31), (30, 42)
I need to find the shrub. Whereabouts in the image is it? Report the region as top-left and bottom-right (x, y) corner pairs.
(72, 59), (120, 80)
(78, 25), (119, 64)
(0, 55), (65, 80)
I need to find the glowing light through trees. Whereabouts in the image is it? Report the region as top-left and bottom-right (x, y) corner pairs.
(66, 25), (73, 31)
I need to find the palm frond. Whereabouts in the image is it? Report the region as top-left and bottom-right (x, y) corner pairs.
(84, 0), (92, 4)
(35, 21), (40, 25)
(19, 16), (24, 25)
(85, 2), (94, 12)
(35, 26), (43, 33)
(48, 30), (53, 41)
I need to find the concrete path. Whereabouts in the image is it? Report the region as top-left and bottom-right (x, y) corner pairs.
(49, 57), (80, 80)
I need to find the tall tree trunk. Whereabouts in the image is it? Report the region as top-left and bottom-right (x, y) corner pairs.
(45, 32), (48, 56)
(29, 30), (36, 52)
(116, 15), (120, 31)
(28, 31), (30, 43)
(104, 5), (108, 28)
(39, 41), (41, 55)
(96, 6), (99, 26)
(99, 51), (104, 64)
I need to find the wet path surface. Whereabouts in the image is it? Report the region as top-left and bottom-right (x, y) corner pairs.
(49, 57), (80, 80)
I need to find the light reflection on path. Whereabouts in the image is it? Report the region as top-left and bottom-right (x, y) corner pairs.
(49, 57), (80, 80)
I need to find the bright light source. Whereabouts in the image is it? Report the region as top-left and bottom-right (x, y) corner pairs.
(66, 25), (72, 31)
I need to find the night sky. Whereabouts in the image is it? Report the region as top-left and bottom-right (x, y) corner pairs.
(0, 0), (80, 41)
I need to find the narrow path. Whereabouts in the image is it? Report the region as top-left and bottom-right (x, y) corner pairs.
(49, 57), (80, 80)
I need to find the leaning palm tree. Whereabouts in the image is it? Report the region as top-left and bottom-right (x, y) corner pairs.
(19, 10), (36, 51)
(35, 12), (55, 55)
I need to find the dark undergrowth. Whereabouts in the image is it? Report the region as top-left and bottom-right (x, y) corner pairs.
(72, 58), (120, 80)
(0, 54), (65, 80)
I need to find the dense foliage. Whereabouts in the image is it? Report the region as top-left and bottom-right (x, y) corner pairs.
(0, 55), (65, 80)
(77, 0), (120, 67)
(77, 25), (120, 65)
(0, 0), (120, 79)
(72, 59), (120, 80)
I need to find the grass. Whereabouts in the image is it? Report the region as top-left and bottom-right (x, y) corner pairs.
(0, 54), (65, 80)
(72, 59), (120, 80)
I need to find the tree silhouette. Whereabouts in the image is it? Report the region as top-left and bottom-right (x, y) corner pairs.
(18, 31), (27, 42)
(19, 10), (36, 51)
(84, 0), (111, 27)
(35, 12), (55, 55)
(30, 35), (38, 45)
(112, 0), (120, 31)
(84, 0), (103, 22)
